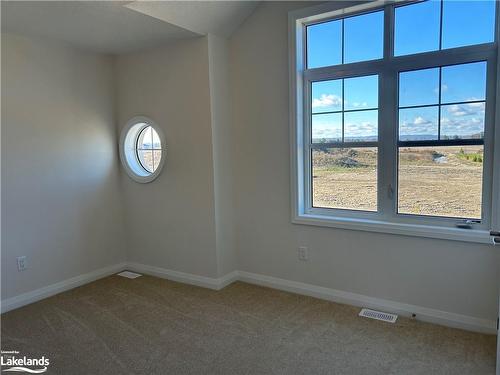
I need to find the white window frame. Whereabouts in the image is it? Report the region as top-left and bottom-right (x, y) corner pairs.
(289, 1), (500, 244)
(119, 116), (166, 183)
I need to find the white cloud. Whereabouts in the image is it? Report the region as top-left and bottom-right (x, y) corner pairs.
(312, 127), (341, 140)
(466, 101), (485, 109)
(413, 116), (432, 125)
(446, 102), (485, 117)
(344, 121), (377, 136)
(312, 94), (342, 109)
(446, 104), (469, 116)
(400, 115), (436, 136)
(440, 116), (484, 136)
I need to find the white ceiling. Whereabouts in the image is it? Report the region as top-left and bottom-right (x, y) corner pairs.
(1, 1), (260, 55)
(125, 1), (260, 38)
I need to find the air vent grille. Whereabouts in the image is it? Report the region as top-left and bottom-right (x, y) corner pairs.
(359, 308), (398, 323)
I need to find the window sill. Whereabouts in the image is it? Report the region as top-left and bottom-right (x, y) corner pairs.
(292, 213), (492, 244)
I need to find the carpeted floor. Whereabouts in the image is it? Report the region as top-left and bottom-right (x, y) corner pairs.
(1, 274), (496, 374)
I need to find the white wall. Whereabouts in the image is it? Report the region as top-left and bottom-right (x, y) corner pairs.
(1, 32), (232, 299)
(1, 34), (126, 299)
(115, 37), (220, 278)
(229, 2), (499, 321)
(207, 34), (237, 277)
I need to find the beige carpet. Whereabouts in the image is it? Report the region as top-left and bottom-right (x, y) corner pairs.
(1, 274), (496, 374)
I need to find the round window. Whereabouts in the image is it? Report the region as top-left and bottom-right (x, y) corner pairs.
(119, 116), (166, 183)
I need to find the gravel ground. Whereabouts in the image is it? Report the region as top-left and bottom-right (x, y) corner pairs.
(312, 146), (483, 218)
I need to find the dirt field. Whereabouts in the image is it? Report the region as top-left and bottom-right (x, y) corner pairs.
(312, 146), (483, 218)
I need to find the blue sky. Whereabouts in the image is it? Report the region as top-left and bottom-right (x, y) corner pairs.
(344, 75), (378, 110)
(395, 1), (441, 56)
(399, 107), (439, 140)
(307, 20), (342, 68)
(440, 102), (485, 139)
(308, 0), (495, 66)
(312, 113), (342, 141)
(311, 75), (378, 113)
(399, 68), (439, 107)
(344, 110), (378, 140)
(399, 62), (486, 139)
(312, 61), (486, 141)
(398, 102), (486, 140)
(395, 0), (494, 54)
(312, 76), (378, 141)
(344, 11), (383, 64)
(312, 110), (379, 142)
(309, 1), (493, 142)
(311, 80), (342, 113)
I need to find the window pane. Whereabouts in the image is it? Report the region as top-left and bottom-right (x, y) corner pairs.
(344, 11), (383, 63)
(138, 125), (153, 149)
(399, 106), (439, 141)
(398, 146), (483, 218)
(442, 1), (495, 49)
(441, 102), (485, 140)
(312, 113), (342, 143)
(152, 128), (161, 149)
(399, 68), (439, 107)
(344, 110), (378, 142)
(394, 1), (440, 56)
(441, 62), (487, 104)
(137, 149), (154, 173)
(152, 150), (162, 172)
(307, 20), (342, 69)
(312, 80), (342, 114)
(312, 147), (377, 211)
(344, 75), (378, 110)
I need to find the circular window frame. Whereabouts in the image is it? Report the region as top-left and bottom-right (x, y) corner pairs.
(119, 116), (166, 183)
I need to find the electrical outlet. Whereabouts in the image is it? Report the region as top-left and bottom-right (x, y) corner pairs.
(298, 246), (308, 261)
(17, 256), (27, 271)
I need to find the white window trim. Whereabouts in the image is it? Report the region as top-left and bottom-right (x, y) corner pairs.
(289, 1), (500, 244)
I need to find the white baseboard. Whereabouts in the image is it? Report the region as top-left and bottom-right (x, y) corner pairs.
(126, 262), (239, 290)
(237, 270), (497, 335)
(1, 262), (127, 314)
(217, 270), (240, 289)
(125, 264), (496, 334)
(2, 262), (496, 335)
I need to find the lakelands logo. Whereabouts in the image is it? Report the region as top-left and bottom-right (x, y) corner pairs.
(1, 351), (49, 373)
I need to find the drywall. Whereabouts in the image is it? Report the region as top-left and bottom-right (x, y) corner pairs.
(207, 34), (237, 277)
(1, 33), (126, 299)
(115, 37), (220, 278)
(229, 2), (499, 322)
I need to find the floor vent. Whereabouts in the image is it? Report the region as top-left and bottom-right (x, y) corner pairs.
(117, 271), (142, 279)
(359, 308), (398, 323)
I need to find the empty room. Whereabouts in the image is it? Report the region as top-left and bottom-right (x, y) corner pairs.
(1, 0), (500, 373)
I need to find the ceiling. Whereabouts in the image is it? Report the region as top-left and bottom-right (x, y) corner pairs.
(1, 1), (260, 55)
(125, 1), (260, 38)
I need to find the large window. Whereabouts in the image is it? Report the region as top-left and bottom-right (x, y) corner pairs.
(290, 0), (499, 243)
